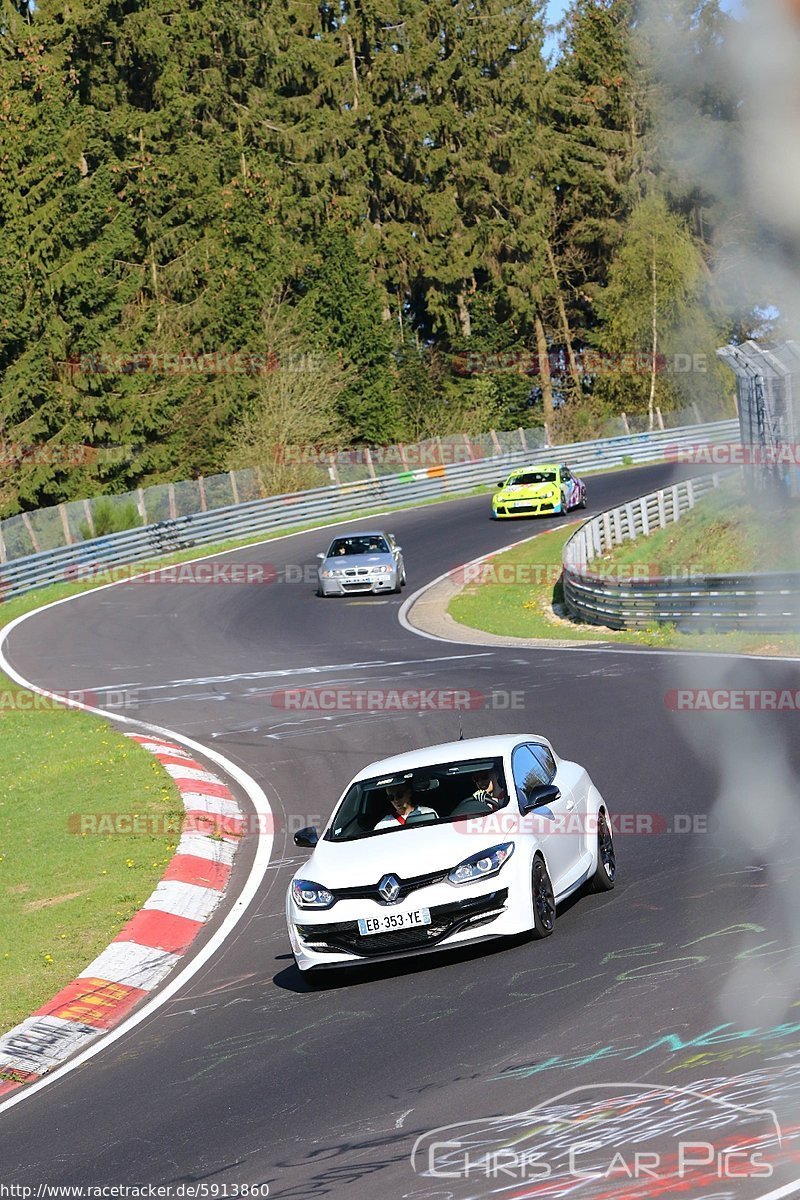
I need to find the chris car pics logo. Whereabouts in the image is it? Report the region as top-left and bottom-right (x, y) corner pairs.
(410, 1082), (780, 1186)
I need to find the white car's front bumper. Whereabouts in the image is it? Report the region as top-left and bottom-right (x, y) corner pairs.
(287, 874), (530, 971)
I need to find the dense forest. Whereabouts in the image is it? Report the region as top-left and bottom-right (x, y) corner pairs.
(0, 0), (764, 516)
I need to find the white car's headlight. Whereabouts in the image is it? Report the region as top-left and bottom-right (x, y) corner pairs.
(320, 568), (341, 578)
(448, 842), (514, 885)
(372, 564), (392, 574)
(291, 879), (335, 909)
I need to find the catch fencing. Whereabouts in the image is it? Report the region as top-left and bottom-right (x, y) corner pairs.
(0, 419), (737, 603)
(562, 475), (800, 632)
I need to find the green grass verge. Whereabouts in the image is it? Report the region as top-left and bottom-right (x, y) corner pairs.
(597, 480), (800, 574)
(0, 683), (183, 1034)
(448, 521), (800, 657)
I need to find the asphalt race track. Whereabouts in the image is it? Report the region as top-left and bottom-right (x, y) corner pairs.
(2, 461), (799, 1200)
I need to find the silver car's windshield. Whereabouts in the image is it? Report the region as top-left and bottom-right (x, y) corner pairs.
(325, 757), (509, 841)
(327, 535), (390, 556)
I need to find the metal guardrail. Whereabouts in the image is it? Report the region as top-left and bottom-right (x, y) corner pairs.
(562, 474), (800, 632)
(0, 419), (738, 603)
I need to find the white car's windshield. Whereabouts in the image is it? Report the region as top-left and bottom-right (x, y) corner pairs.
(326, 757), (509, 841)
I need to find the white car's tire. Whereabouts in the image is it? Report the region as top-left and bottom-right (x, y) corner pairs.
(588, 810), (616, 892)
(531, 854), (556, 938)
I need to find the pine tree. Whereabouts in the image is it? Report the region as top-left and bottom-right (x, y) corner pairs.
(300, 225), (400, 443)
(544, 0), (646, 407)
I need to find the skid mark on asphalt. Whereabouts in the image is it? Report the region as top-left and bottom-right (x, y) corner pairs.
(84, 652), (494, 694)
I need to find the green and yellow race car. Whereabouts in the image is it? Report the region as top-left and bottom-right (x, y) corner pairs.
(491, 462), (587, 519)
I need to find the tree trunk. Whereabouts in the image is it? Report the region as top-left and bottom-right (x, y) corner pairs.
(346, 34), (360, 112)
(456, 289), (471, 339)
(648, 240), (657, 432)
(534, 315), (554, 425)
(546, 242), (581, 397)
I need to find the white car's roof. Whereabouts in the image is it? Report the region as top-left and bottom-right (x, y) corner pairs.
(350, 734), (549, 781)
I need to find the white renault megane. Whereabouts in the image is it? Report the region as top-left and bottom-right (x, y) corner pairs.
(286, 735), (616, 974)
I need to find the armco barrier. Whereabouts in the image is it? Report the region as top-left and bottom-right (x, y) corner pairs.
(562, 474), (800, 632)
(0, 420), (737, 602)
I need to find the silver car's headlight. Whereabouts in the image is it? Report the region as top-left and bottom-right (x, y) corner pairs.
(320, 568), (341, 578)
(372, 564), (392, 574)
(291, 879), (335, 909)
(448, 842), (514, 885)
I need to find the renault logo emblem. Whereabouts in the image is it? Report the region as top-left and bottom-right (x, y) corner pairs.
(378, 874), (401, 903)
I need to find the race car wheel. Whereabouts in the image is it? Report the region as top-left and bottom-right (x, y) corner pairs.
(560, 491), (568, 514)
(589, 810), (616, 892)
(579, 487), (587, 509)
(531, 854), (556, 938)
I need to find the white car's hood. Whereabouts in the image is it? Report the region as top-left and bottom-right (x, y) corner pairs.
(302, 822), (490, 886)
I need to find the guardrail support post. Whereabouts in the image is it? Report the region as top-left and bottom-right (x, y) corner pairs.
(137, 487), (147, 523)
(326, 454), (341, 486)
(602, 511), (612, 550)
(58, 503), (72, 546)
(22, 513), (41, 553)
(228, 473), (239, 506)
(625, 502), (635, 540)
(657, 490), (667, 528)
(169, 482), (178, 519)
(0, 524), (5, 564)
(82, 500), (95, 539)
(620, 412), (630, 435)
